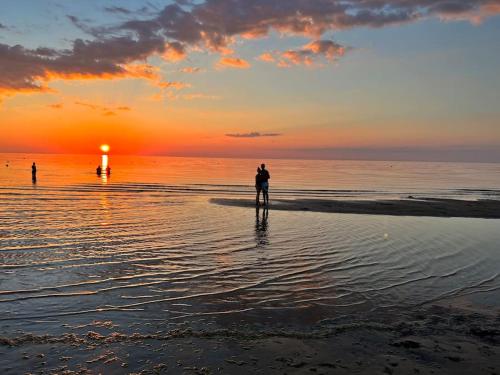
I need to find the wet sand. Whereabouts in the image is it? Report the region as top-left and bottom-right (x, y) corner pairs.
(211, 197), (500, 219)
(1, 304), (499, 374)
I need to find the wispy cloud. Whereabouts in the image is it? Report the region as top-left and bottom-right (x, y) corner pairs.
(180, 67), (202, 74)
(158, 81), (191, 90)
(103, 5), (155, 17)
(261, 40), (348, 67)
(153, 91), (220, 101)
(103, 6), (132, 15)
(257, 53), (275, 63)
(74, 101), (131, 116)
(226, 132), (282, 138)
(47, 103), (63, 109)
(217, 57), (251, 69)
(182, 93), (220, 100)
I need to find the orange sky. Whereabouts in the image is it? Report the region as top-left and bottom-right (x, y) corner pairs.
(1, 1), (500, 161)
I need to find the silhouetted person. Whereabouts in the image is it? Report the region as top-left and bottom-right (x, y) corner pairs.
(260, 163), (270, 206)
(31, 162), (37, 183)
(255, 167), (262, 205)
(106, 166), (111, 176)
(96, 165), (102, 176)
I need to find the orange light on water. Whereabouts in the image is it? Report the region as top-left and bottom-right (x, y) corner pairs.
(100, 144), (110, 153)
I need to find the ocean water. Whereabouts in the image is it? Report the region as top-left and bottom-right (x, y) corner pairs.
(1, 154), (500, 336)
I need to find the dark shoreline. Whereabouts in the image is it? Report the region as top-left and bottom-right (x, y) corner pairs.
(1, 304), (499, 374)
(211, 197), (500, 219)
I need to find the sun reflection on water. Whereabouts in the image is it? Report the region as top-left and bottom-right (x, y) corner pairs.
(101, 154), (108, 184)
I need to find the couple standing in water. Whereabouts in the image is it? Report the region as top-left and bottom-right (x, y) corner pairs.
(255, 163), (270, 206)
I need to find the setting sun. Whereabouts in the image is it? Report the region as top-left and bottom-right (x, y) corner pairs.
(100, 144), (110, 153)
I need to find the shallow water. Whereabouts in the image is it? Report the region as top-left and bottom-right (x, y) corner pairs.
(1, 154), (499, 336)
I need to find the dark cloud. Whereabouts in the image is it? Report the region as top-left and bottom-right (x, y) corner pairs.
(114, 0), (500, 51)
(103, 5), (155, 17)
(0, 36), (162, 95)
(66, 15), (100, 37)
(0, 23), (7, 30)
(104, 6), (133, 15)
(226, 132), (282, 138)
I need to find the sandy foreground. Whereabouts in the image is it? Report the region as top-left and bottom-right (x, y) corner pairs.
(211, 198), (500, 219)
(1, 303), (499, 374)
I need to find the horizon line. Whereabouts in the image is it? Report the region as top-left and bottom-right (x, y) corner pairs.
(1, 150), (499, 165)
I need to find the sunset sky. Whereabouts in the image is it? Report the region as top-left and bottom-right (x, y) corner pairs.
(1, 0), (499, 161)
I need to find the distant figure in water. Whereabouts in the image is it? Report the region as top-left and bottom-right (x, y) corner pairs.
(255, 167), (262, 205)
(106, 166), (111, 175)
(260, 163), (270, 206)
(31, 162), (37, 182)
(96, 165), (102, 176)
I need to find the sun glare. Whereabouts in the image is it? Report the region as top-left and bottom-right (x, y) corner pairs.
(100, 144), (110, 153)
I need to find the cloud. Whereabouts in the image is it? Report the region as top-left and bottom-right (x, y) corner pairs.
(217, 57), (251, 69)
(158, 81), (191, 90)
(155, 91), (220, 101)
(0, 36), (162, 98)
(182, 93), (220, 100)
(162, 41), (187, 61)
(0, 23), (7, 30)
(2, 0), (500, 98)
(104, 6), (133, 15)
(113, 0), (500, 52)
(180, 66), (202, 73)
(257, 52), (275, 63)
(226, 132), (282, 138)
(263, 39), (347, 67)
(74, 101), (132, 116)
(103, 5), (155, 17)
(151, 89), (220, 101)
(47, 103), (63, 109)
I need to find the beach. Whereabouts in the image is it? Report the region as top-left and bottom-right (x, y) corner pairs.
(1, 155), (499, 374)
(211, 197), (500, 219)
(1, 304), (499, 374)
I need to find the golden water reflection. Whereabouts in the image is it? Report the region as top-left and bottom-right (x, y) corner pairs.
(101, 154), (108, 184)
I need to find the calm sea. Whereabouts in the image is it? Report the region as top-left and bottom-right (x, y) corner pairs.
(1, 154), (499, 336)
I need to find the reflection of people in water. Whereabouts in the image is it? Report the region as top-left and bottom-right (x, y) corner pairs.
(96, 165), (102, 176)
(31, 162), (37, 182)
(106, 166), (111, 175)
(255, 206), (269, 246)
